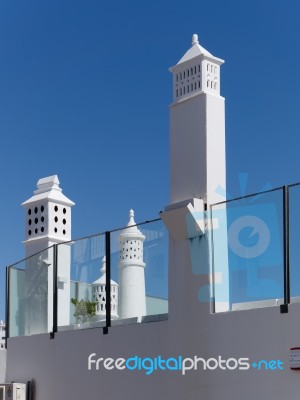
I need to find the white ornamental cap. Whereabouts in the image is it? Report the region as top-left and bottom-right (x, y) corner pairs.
(92, 255), (118, 286)
(192, 33), (199, 45)
(119, 209), (145, 240)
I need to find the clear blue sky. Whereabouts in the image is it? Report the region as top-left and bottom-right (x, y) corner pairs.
(1, 0), (300, 319)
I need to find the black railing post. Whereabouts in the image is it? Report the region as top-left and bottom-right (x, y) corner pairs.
(51, 244), (58, 338)
(104, 231), (111, 334)
(5, 266), (9, 347)
(281, 185), (290, 313)
(209, 204), (216, 314)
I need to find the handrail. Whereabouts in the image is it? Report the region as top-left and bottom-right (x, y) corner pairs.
(7, 217), (161, 269)
(6, 216), (167, 338)
(211, 181), (300, 207)
(211, 183), (299, 314)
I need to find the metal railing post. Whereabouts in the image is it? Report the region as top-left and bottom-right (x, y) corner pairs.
(51, 244), (58, 338)
(5, 267), (9, 346)
(104, 231), (111, 334)
(209, 204), (216, 313)
(281, 186), (290, 313)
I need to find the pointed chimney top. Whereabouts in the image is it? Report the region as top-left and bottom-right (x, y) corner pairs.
(128, 209), (135, 227)
(92, 255), (118, 287)
(169, 34), (224, 68)
(192, 34), (199, 45)
(34, 175), (61, 195)
(22, 174), (75, 207)
(119, 209), (145, 240)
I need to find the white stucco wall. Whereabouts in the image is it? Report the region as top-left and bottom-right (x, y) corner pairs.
(5, 302), (300, 399)
(6, 224), (300, 399)
(170, 94), (208, 204)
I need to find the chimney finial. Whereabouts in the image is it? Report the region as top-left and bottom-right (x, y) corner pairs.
(192, 34), (199, 46)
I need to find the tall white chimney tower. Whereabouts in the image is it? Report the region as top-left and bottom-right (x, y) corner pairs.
(163, 35), (229, 313)
(22, 175), (75, 334)
(118, 210), (146, 321)
(169, 33), (226, 205)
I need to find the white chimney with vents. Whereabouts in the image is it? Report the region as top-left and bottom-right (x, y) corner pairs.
(118, 210), (146, 321)
(92, 256), (119, 320)
(22, 175), (75, 256)
(166, 34), (229, 312)
(169, 34), (225, 205)
(22, 175), (75, 334)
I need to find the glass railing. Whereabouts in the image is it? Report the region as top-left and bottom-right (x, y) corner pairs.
(8, 246), (55, 337)
(110, 219), (168, 324)
(7, 218), (168, 337)
(56, 233), (106, 331)
(8, 182), (300, 333)
(211, 187), (285, 312)
(288, 183), (300, 304)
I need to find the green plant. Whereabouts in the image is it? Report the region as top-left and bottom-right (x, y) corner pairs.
(71, 298), (97, 323)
